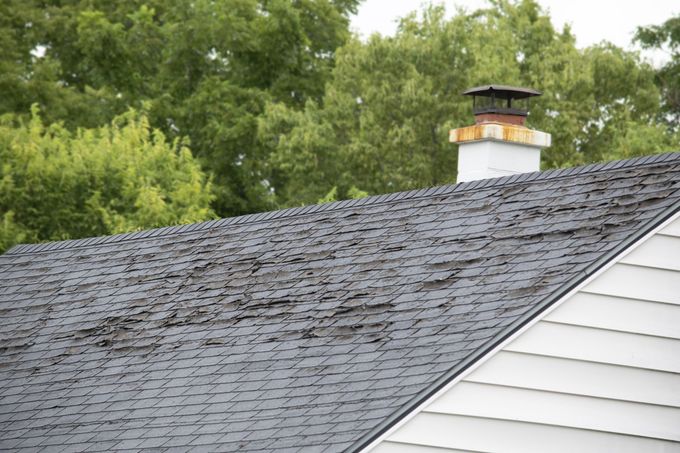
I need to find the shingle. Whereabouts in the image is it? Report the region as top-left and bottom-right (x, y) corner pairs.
(160, 435), (198, 447)
(2, 154), (680, 452)
(135, 436), (168, 449)
(112, 438), (144, 449)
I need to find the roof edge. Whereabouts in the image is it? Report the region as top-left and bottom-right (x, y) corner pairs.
(349, 198), (680, 453)
(5, 152), (680, 256)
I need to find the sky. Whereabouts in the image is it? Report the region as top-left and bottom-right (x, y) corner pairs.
(351, 0), (678, 65)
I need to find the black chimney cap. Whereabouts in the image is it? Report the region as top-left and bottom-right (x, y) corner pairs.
(462, 85), (541, 116)
(462, 85), (542, 99)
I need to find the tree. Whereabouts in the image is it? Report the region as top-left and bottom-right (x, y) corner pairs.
(0, 106), (214, 253)
(0, 0), (360, 217)
(2, 0), (676, 221)
(260, 0), (678, 207)
(635, 14), (680, 129)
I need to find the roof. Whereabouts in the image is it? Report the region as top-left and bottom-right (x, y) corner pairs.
(1, 152), (680, 452)
(461, 84), (542, 99)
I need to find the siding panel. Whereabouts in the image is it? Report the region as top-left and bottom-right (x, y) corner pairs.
(582, 263), (680, 305)
(425, 381), (680, 441)
(660, 217), (680, 237)
(466, 351), (680, 407)
(620, 234), (680, 271)
(371, 441), (476, 453)
(388, 413), (680, 453)
(544, 292), (680, 339)
(505, 321), (680, 373)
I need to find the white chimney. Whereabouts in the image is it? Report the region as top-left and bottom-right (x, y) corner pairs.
(450, 85), (551, 183)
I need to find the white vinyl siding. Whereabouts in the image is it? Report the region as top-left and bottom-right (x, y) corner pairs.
(619, 233), (680, 271)
(466, 351), (680, 407)
(543, 292), (680, 338)
(371, 443), (473, 453)
(368, 214), (680, 453)
(582, 263), (680, 304)
(385, 413), (680, 453)
(504, 322), (680, 372)
(661, 219), (680, 237)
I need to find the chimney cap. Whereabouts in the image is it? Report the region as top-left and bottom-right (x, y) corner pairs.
(463, 84), (541, 117)
(462, 85), (542, 100)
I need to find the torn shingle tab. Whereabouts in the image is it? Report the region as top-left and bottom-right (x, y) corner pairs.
(1, 153), (680, 452)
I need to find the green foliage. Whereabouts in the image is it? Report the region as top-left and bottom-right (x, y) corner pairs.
(636, 14), (680, 128)
(318, 186), (339, 204)
(0, 212), (27, 255)
(261, 0), (678, 208)
(0, 106), (214, 253)
(316, 185), (368, 204)
(0, 0), (676, 231)
(0, 0), (359, 217)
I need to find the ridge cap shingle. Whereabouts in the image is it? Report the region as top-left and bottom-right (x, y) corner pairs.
(5, 151), (680, 256)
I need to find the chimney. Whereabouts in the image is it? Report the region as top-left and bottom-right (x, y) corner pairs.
(450, 85), (551, 183)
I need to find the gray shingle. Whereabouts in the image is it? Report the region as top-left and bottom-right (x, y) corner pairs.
(1, 153), (680, 452)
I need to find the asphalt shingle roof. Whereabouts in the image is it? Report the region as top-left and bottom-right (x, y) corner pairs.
(1, 152), (680, 452)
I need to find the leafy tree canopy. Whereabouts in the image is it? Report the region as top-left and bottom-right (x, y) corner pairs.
(260, 0), (679, 206)
(0, 0), (360, 216)
(0, 107), (214, 252)
(635, 13), (680, 128)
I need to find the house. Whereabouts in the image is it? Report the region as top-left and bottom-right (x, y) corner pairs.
(1, 86), (679, 452)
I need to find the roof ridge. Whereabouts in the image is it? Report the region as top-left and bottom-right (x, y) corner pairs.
(6, 151), (680, 256)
